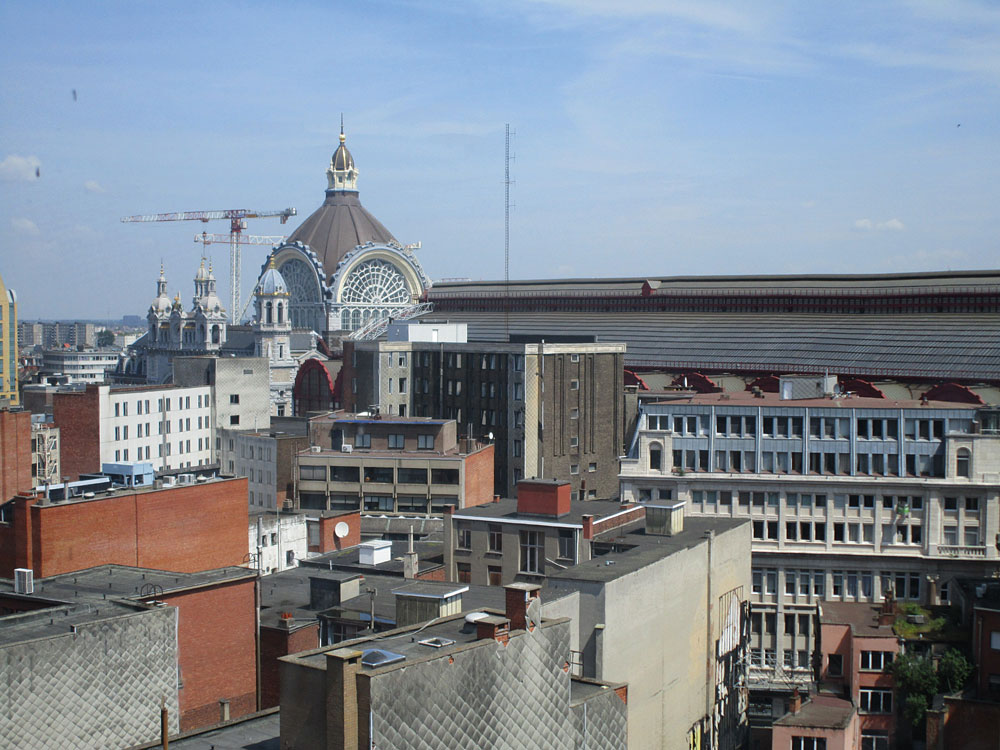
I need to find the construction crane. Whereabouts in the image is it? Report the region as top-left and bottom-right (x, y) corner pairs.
(193, 232), (289, 322)
(121, 208), (297, 317)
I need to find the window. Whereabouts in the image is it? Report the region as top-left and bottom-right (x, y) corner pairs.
(230, 394), (239, 404)
(859, 689), (893, 714)
(417, 434), (434, 450)
(364, 466), (393, 483)
(456, 563), (471, 583)
(861, 651), (894, 671)
(488, 524), (502, 553)
(456, 523), (472, 549)
(990, 631), (1000, 650)
(791, 739), (826, 750)
(569, 436), (579, 449)
(388, 433), (404, 449)
(828, 654), (843, 677)
(431, 468), (459, 484)
(488, 566), (502, 586)
(520, 530), (543, 574)
(300, 465), (326, 481)
(229, 415), (240, 425)
(398, 377), (407, 394)
(649, 446), (662, 471)
(355, 433), (371, 448)
(861, 732), (889, 750)
(558, 529), (575, 561)
(570, 464), (579, 474)
(570, 379), (579, 391)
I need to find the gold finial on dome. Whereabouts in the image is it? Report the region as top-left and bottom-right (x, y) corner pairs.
(269, 255), (278, 269)
(340, 113), (346, 143)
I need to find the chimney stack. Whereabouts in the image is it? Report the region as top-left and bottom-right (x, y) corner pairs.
(582, 515), (594, 540)
(476, 615), (511, 645)
(504, 582), (541, 631)
(790, 686), (802, 714)
(403, 525), (418, 579)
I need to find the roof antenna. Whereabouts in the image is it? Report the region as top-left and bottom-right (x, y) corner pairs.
(340, 113), (344, 137)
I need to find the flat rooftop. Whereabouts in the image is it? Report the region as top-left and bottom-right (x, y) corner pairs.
(819, 600), (897, 638)
(0, 600), (150, 647)
(774, 694), (855, 730)
(8, 474), (243, 510)
(662, 391), (981, 410)
(298, 446), (476, 459)
(547, 517), (747, 583)
(452, 499), (633, 526)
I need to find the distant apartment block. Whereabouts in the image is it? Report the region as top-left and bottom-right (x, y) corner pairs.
(220, 427), (307, 510)
(619, 382), (1000, 696)
(40, 348), (120, 384)
(52, 383), (214, 479)
(173, 355), (272, 439)
(298, 414), (494, 514)
(343, 323), (626, 498)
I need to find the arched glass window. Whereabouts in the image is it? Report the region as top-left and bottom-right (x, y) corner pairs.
(351, 309), (361, 330)
(276, 302), (283, 324)
(956, 448), (971, 478)
(341, 309), (351, 330)
(265, 302), (273, 324)
(211, 325), (220, 344)
(649, 443), (663, 472)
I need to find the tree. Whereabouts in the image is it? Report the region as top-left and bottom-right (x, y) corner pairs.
(97, 329), (116, 348)
(890, 653), (938, 727)
(938, 649), (972, 694)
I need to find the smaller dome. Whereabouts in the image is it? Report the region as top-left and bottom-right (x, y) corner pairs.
(332, 132), (355, 172)
(195, 258), (209, 281)
(259, 258), (290, 296)
(151, 295), (171, 314)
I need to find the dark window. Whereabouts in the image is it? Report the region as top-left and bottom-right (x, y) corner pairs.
(488, 524), (502, 552)
(649, 446), (662, 471)
(828, 654), (843, 677)
(488, 566), (503, 586)
(397, 467), (428, 484)
(456, 563), (471, 583)
(558, 529), (575, 561)
(431, 468), (460, 485)
(456, 523), (472, 549)
(519, 530), (543, 574)
(364, 466), (394, 483)
(330, 465), (360, 482)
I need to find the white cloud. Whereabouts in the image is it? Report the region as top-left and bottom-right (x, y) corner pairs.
(84, 180), (106, 193)
(854, 218), (904, 232)
(11, 217), (40, 235)
(0, 154), (41, 182)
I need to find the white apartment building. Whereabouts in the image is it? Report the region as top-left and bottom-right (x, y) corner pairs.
(41, 349), (119, 384)
(620, 384), (1000, 688)
(99, 385), (214, 472)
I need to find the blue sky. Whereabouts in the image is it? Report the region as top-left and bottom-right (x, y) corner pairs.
(2, 0), (999, 320)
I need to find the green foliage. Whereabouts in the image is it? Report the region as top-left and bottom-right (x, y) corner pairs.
(938, 649), (972, 693)
(890, 653), (938, 697)
(904, 693), (928, 727)
(97, 329), (116, 347)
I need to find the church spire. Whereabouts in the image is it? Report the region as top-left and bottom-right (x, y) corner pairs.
(327, 118), (358, 192)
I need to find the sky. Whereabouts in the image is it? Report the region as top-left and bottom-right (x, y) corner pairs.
(2, 0), (999, 320)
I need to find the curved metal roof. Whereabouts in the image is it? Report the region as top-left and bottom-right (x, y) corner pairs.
(284, 191), (396, 281)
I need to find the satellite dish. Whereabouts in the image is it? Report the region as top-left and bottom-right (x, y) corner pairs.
(334, 521), (350, 539)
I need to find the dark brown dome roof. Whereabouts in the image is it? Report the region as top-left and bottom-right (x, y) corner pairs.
(284, 191), (396, 279)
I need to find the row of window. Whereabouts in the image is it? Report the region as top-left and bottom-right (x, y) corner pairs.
(113, 438), (207, 462)
(113, 394), (205, 417)
(650, 413), (953, 442)
(752, 568), (923, 602)
(299, 464), (460, 485)
(687, 488), (980, 516)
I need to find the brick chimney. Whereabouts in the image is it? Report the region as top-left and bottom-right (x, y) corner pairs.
(516, 479), (571, 517)
(325, 648), (363, 750)
(279, 612), (294, 630)
(878, 589), (897, 626)
(582, 515), (594, 540)
(504, 582), (541, 631)
(789, 686), (802, 715)
(476, 615), (510, 645)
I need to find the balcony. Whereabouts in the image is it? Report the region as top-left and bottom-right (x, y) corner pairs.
(938, 545), (987, 558)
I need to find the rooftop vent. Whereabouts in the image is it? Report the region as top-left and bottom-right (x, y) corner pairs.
(361, 648), (406, 669)
(418, 636), (456, 649)
(359, 540), (393, 567)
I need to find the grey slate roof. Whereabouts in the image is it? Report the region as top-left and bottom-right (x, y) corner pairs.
(415, 310), (1000, 381)
(285, 191), (396, 279)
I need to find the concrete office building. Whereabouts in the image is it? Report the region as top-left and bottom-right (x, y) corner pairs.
(38, 347), (119, 385)
(173, 355), (272, 438)
(279, 584), (628, 750)
(541, 504), (752, 750)
(298, 414), (495, 514)
(52, 382), (214, 478)
(343, 323), (626, 499)
(220, 427), (307, 510)
(619, 381), (1000, 698)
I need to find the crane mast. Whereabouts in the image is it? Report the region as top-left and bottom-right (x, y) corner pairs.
(121, 207), (296, 316)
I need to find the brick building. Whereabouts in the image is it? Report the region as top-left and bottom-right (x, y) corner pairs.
(297, 413), (495, 514)
(0, 408), (31, 502)
(0, 476), (249, 578)
(52, 382), (214, 479)
(342, 324), (626, 499)
(221, 426), (308, 509)
(0, 564), (257, 739)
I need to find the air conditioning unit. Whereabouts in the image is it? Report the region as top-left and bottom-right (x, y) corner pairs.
(14, 568), (34, 595)
(341, 444), (353, 453)
(178, 473), (195, 485)
(310, 445), (322, 453)
(162, 476), (176, 487)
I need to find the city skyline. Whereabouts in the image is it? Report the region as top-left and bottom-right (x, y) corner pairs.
(2, 0), (1000, 319)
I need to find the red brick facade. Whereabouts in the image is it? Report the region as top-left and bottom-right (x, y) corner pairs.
(462, 443), (495, 508)
(592, 504), (645, 536)
(155, 576), (259, 731)
(0, 409), (31, 503)
(0, 478), (249, 577)
(309, 511), (362, 555)
(51, 386), (101, 480)
(516, 479), (571, 516)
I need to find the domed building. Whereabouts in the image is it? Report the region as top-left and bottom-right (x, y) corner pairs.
(260, 127), (431, 335)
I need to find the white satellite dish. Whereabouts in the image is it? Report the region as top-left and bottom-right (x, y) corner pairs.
(334, 521), (350, 539)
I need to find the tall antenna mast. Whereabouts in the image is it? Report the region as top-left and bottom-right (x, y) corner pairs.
(504, 124), (514, 341)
